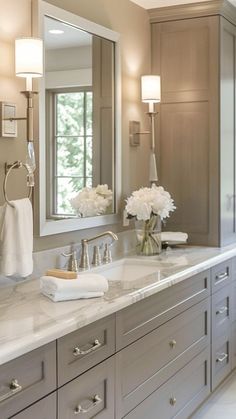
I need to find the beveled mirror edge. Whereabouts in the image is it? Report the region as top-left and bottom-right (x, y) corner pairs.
(32, 0), (122, 236)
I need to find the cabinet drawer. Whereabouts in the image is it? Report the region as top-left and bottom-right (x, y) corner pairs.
(231, 321), (236, 370)
(0, 342), (56, 419)
(232, 257), (236, 280)
(212, 284), (232, 339)
(57, 315), (115, 386)
(124, 348), (210, 419)
(211, 259), (232, 293)
(212, 334), (231, 391)
(58, 357), (115, 419)
(10, 393), (57, 419)
(116, 298), (210, 417)
(232, 282), (236, 322)
(116, 269), (210, 350)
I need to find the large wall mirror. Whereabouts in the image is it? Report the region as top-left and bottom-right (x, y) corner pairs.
(35, 1), (121, 236)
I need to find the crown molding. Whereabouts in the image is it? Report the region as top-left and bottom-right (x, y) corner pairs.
(148, 0), (236, 25)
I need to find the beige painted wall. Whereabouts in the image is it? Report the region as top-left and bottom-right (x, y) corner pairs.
(0, 0), (151, 251)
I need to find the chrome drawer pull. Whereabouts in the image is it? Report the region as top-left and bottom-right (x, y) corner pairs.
(215, 272), (228, 283)
(74, 394), (102, 414)
(169, 397), (177, 406)
(169, 339), (177, 349)
(0, 379), (22, 403)
(73, 339), (102, 357)
(216, 353), (228, 363)
(216, 306), (228, 315)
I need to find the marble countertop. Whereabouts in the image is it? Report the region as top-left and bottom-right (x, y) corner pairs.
(1, 243), (236, 366)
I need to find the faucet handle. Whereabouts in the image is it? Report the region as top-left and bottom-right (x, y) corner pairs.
(92, 245), (102, 267)
(62, 250), (78, 272)
(103, 243), (112, 264)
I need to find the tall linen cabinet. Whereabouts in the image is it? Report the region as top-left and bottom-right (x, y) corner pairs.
(150, 0), (236, 246)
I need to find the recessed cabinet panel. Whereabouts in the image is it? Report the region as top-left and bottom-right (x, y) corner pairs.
(0, 342), (56, 419)
(212, 334), (231, 391)
(57, 315), (115, 386)
(160, 102), (209, 235)
(212, 284), (232, 339)
(10, 393), (57, 419)
(124, 348), (210, 419)
(58, 357), (115, 419)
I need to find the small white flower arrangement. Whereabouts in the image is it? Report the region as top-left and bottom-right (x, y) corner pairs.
(125, 184), (176, 221)
(70, 184), (112, 217)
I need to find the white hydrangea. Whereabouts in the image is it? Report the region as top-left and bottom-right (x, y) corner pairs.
(70, 184), (113, 217)
(125, 184), (176, 221)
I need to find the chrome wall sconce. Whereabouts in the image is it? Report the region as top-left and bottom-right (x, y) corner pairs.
(2, 37), (43, 174)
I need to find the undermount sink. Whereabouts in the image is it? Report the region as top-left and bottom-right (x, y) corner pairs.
(91, 258), (160, 282)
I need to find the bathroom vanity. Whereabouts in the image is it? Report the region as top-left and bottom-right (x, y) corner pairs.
(1, 245), (236, 419)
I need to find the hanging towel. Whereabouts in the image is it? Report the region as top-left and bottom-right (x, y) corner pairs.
(40, 273), (108, 302)
(0, 198), (33, 277)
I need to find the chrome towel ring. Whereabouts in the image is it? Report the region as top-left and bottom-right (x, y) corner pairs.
(3, 161), (33, 207)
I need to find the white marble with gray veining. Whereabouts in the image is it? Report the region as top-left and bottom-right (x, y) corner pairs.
(1, 243), (236, 366)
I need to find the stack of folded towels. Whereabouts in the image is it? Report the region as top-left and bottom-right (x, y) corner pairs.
(40, 273), (108, 302)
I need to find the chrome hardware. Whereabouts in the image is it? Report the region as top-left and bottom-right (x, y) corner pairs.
(216, 306), (228, 316)
(103, 243), (112, 264)
(169, 397), (177, 406)
(215, 271), (228, 283)
(74, 394), (102, 414)
(73, 339), (102, 357)
(169, 339), (177, 349)
(216, 353), (228, 363)
(79, 231), (118, 269)
(62, 249), (78, 272)
(92, 245), (102, 266)
(0, 379), (22, 403)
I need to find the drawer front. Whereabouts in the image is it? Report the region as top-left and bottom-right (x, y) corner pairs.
(231, 321), (236, 370)
(212, 284), (232, 339)
(232, 257), (236, 280)
(212, 334), (231, 391)
(232, 282), (236, 322)
(58, 357), (115, 419)
(116, 298), (210, 417)
(0, 342), (56, 419)
(116, 269), (210, 350)
(57, 315), (115, 386)
(211, 259), (232, 294)
(124, 348), (210, 419)
(10, 393), (57, 419)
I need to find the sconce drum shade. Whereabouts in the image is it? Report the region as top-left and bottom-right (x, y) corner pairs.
(141, 75), (161, 103)
(15, 38), (43, 78)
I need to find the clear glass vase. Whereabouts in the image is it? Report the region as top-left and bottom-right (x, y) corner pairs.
(135, 214), (161, 256)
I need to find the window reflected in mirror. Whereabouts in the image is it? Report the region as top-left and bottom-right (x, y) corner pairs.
(44, 16), (115, 219)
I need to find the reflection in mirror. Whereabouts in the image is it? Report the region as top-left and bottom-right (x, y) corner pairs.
(44, 16), (115, 219)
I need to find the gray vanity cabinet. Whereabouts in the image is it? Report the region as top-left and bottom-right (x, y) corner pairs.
(231, 257), (236, 369)
(0, 342), (56, 419)
(10, 393), (57, 419)
(150, 2), (236, 246)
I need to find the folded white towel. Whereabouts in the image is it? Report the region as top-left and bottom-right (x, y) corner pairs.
(161, 232), (188, 243)
(0, 198), (33, 277)
(40, 273), (108, 302)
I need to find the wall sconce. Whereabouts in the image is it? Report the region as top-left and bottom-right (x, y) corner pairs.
(141, 74), (161, 184)
(2, 37), (43, 174)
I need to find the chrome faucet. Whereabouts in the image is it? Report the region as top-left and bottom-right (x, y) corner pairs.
(79, 231), (118, 270)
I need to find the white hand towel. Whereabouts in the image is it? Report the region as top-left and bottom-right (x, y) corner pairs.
(161, 232), (188, 243)
(40, 273), (108, 302)
(0, 198), (33, 277)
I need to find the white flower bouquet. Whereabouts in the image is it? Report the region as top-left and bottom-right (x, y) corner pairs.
(70, 184), (113, 217)
(125, 185), (176, 255)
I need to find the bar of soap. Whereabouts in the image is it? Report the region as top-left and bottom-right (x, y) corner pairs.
(46, 269), (77, 280)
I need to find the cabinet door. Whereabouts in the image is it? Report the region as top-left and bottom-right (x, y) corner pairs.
(220, 17), (236, 245)
(10, 393), (57, 419)
(151, 16), (220, 246)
